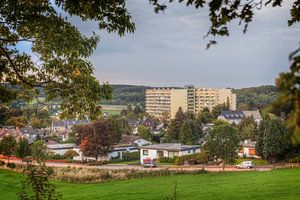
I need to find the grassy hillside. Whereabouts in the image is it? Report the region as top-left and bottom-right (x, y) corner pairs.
(1, 168), (300, 200)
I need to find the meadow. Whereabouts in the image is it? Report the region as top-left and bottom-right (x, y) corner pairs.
(1, 168), (300, 200)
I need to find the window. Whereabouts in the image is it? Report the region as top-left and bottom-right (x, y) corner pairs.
(143, 150), (148, 156)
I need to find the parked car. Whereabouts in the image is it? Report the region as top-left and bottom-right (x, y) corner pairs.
(142, 158), (156, 168)
(236, 161), (255, 169)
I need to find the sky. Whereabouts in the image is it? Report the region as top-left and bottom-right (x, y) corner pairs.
(35, 1), (300, 88)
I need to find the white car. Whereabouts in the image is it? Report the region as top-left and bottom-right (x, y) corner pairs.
(236, 161), (255, 169)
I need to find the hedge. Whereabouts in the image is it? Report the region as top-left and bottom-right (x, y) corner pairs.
(123, 151), (140, 161)
(158, 157), (176, 163)
(175, 152), (208, 166)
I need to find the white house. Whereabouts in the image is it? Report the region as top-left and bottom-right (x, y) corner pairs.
(119, 135), (152, 147)
(73, 135), (152, 161)
(139, 143), (201, 164)
(47, 143), (77, 155)
(238, 140), (258, 158)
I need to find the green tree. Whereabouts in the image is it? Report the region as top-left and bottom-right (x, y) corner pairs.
(255, 119), (268, 158)
(112, 117), (131, 142)
(166, 107), (186, 142)
(179, 119), (201, 145)
(16, 138), (31, 165)
(275, 48), (300, 143)
(0, 135), (17, 163)
(196, 108), (213, 125)
(255, 118), (292, 163)
(5, 116), (27, 127)
(64, 150), (79, 160)
(237, 116), (258, 141)
(0, 0), (135, 119)
(138, 125), (152, 141)
(133, 105), (143, 115)
(206, 124), (239, 171)
(127, 104), (133, 113)
(31, 140), (48, 163)
(211, 104), (229, 119)
(18, 164), (62, 200)
(78, 118), (117, 161)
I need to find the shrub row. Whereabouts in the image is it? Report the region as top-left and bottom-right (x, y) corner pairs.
(52, 167), (207, 183)
(87, 160), (108, 166)
(175, 151), (208, 166)
(288, 156), (300, 163)
(48, 154), (67, 160)
(123, 151), (140, 161)
(158, 157), (176, 163)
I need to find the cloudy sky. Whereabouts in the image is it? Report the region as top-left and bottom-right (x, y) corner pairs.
(74, 0), (299, 88)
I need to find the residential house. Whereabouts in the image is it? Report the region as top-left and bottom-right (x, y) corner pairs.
(217, 110), (262, 125)
(0, 127), (36, 144)
(73, 135), (151, 161)
(139, 143), (201, 164)
(139, 117), (154, 129)
(217, 110), (245, 124)
(47, 143), (77, 156)
(243, 110), (262, 125)
(51, 119), (89, 132)
(119, 135), (152, 147)
(238, 140), (258, 158)
(19, 127), (37, 139)
(152, 123), (164, 135)
(128, 118), (139, 135)
(50, 119), (89, 141)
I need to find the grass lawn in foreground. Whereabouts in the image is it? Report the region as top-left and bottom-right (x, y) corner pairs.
(1, 168), (300, 200)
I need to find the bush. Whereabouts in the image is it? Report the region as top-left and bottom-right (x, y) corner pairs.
(288, 156), (300, 163)
(196, 150), (209, 164)
(7, 162), (16, 169)
(51, 167), (207, 183)
(46, 167), (54, 175)
(158, 157), (176, 163)
(87, 160), (108, 166)
(123, 151), (140, 161)
(0, 160), (5, 166)
(48, 153), (66, 160)
(174, 151), (210, 166)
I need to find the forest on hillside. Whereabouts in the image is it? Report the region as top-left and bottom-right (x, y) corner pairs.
(1, 83), (279, 110)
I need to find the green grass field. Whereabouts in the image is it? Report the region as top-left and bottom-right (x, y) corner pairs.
(1, 168), (300, 200)
(101, 104), (127, 116)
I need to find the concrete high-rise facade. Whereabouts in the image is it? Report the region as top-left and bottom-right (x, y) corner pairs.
(145, 86), (237, 119)
(145, 88), (172, 119)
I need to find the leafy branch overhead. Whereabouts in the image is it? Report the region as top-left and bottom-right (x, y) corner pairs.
(0, 0), (134, 119)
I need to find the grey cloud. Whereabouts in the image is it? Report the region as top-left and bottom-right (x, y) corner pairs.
(70, 0), (299, 88)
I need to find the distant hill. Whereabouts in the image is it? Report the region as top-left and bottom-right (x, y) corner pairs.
(1, 83), (279, 110)
(233, 85), (279, 110)
(104, 84), (279, 109)
(102, 85), (153, 106)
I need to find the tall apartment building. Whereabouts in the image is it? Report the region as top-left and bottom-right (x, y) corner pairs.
(145, 86), (236, 119)
(145, 88), (172, 119)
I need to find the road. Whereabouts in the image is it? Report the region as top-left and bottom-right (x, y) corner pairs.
(3, 158), (273, 172)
